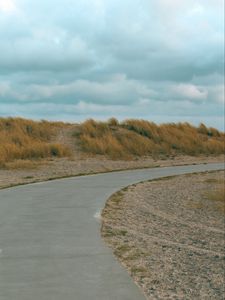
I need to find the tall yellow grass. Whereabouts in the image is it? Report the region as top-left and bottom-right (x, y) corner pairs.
(77, 119), (225, 159)
(0, 117), (224, 166)
(0, 118), (71, 167)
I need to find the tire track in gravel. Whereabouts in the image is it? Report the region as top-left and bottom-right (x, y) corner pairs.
(142, 208), (224, 234)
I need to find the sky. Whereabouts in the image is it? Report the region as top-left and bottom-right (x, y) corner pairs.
(0, 0), (224, 129)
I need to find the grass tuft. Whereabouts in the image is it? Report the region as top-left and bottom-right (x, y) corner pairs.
(0, 117), (72, 167)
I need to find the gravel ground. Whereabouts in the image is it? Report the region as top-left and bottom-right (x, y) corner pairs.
(0, 155), (224, 189)
(101, 171), (225, 300)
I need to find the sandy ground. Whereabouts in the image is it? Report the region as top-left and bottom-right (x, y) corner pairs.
(101, 171), (225, 299)
(0, 155), (224, 189)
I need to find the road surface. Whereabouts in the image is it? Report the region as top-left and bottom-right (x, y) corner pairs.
(0, 163), (224, 300)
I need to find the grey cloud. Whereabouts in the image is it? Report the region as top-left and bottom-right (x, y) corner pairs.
(0, 35), (95, 73)
(0, 0), (223, 80)
(0, 75), (222, 109)
(0, 0), (224, 129)
(0, 75), (156, 105)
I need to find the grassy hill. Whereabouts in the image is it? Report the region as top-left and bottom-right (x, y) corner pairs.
(76, 118), (224, 159)
(0, 117), (224, 168)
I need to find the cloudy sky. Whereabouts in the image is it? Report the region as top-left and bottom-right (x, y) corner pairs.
(0, 0), (224, 129)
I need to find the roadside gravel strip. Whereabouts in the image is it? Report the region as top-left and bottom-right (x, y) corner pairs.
(102, 170), (225, 299)
(0, 163), (224, 300)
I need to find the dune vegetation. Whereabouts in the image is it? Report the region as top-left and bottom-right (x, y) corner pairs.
(76, 118), (225, 159)
(0, 117), (224, 168)
(0, 117), (72, 168)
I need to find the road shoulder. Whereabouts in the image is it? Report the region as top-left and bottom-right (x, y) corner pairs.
(101, 170), (225, 299)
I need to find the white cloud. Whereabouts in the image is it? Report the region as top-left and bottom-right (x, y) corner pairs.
(171, 84), (208, 101)
(190, 4), (204, 15)
(1, 75), (156, 106)
(0, 0), (16, 12)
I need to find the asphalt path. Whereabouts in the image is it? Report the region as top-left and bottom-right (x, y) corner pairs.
(0, 162), (224, 300)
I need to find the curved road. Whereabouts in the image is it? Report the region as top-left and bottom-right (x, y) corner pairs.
(0, 163), (224, 300)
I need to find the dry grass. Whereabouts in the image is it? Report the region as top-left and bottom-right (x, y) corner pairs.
(0, 117), (72, 168)
(4, 160), (42, 170)
(76, 119), (225, 159)
(205, 188), (225, 214)
(1, 117), (224, 169)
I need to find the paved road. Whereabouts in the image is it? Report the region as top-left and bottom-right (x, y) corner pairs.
(0, 163), (224, 300)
